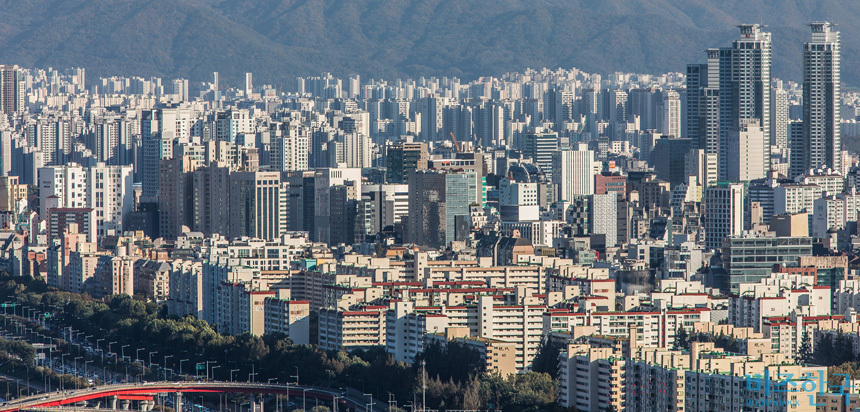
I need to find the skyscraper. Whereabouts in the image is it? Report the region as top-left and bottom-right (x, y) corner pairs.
(523, 131), (558, 180)
(245, 72), (253, 96)
(801, 22), (841, 175)
(552, 144), (595, 202)
(771, 85), (788, 155)
(0, 65), (23, 115)
(229, 171), (288, 241)
(689, 25), (772, 180)
(386, 143), (429, 184)
(405, 169), (476, 248)
(719, 24), (772, 180)
(661, 89), (681, 138)
(685, 50), (720, 155)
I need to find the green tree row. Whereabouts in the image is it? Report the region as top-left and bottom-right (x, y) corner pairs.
(0, 272), (562, 411)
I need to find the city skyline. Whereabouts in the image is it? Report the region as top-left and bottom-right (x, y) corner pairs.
(2, 13), (860, 412)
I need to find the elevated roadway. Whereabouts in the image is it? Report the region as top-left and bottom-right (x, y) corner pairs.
(0, 382), (381, 412)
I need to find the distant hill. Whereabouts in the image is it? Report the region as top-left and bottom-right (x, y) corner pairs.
(0, 0), (858, 87)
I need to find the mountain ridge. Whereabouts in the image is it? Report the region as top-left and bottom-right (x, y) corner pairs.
(0, 0), (857, 87)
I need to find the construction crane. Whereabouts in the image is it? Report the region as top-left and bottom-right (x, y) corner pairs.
(449, 131), (461, 153)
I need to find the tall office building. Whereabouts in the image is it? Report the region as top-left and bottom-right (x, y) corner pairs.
(229, 171), (288, 241)
(552, 144), (595, 202)
(704, 183), (744, 250)
(651, 137), (694, 187)
(386, 143), (428, 184)
(523, 131), (558, 180)
(801, 22), (841, 173)
(405, 169), (476, 249)
(360, 184), (409, 235)
(719, 24), (772, 180)
(0, 65), (23, 115)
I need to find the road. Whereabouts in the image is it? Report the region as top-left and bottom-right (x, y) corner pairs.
(0, 381), (388, 412)
(0, 371), (45, 401)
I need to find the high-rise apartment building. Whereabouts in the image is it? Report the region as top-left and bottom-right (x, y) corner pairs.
(801, 22), (841, 174)
(661, 89), (681, 137)
(685, 52), (720, 154)
(245, 72), (253, 96)
(269, 124), (309, 172)
(719, 24), (772, 180)
(158, 156), (199, 240)
(771, 86), (788, 153)
(690, 25), (772, 181)
(191, 162), (230, 237)
(39, 163), (134, 237)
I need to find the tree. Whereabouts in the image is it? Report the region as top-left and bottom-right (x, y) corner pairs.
(531, 338), (563, 379)
(834, 331), (855, 365)
(796, 330), (813, 364)
(814, 333), (835, 366)
(673, 326), (690, 351)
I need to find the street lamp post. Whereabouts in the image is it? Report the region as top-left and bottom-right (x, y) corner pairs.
(364, 393), (374, 412)
(121, 345), (130, 360)
(206, 361), (217, 381)
(179, 359), (189, 378)
(211, 365), (221, 381)
(248, 364), (257, 383)
(74, 357), (83, 389)
(164, 355), (173, 380)
(230, 369), (239, 382)
(332, 395), (342, 412)
(136, 348), (144, 364)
